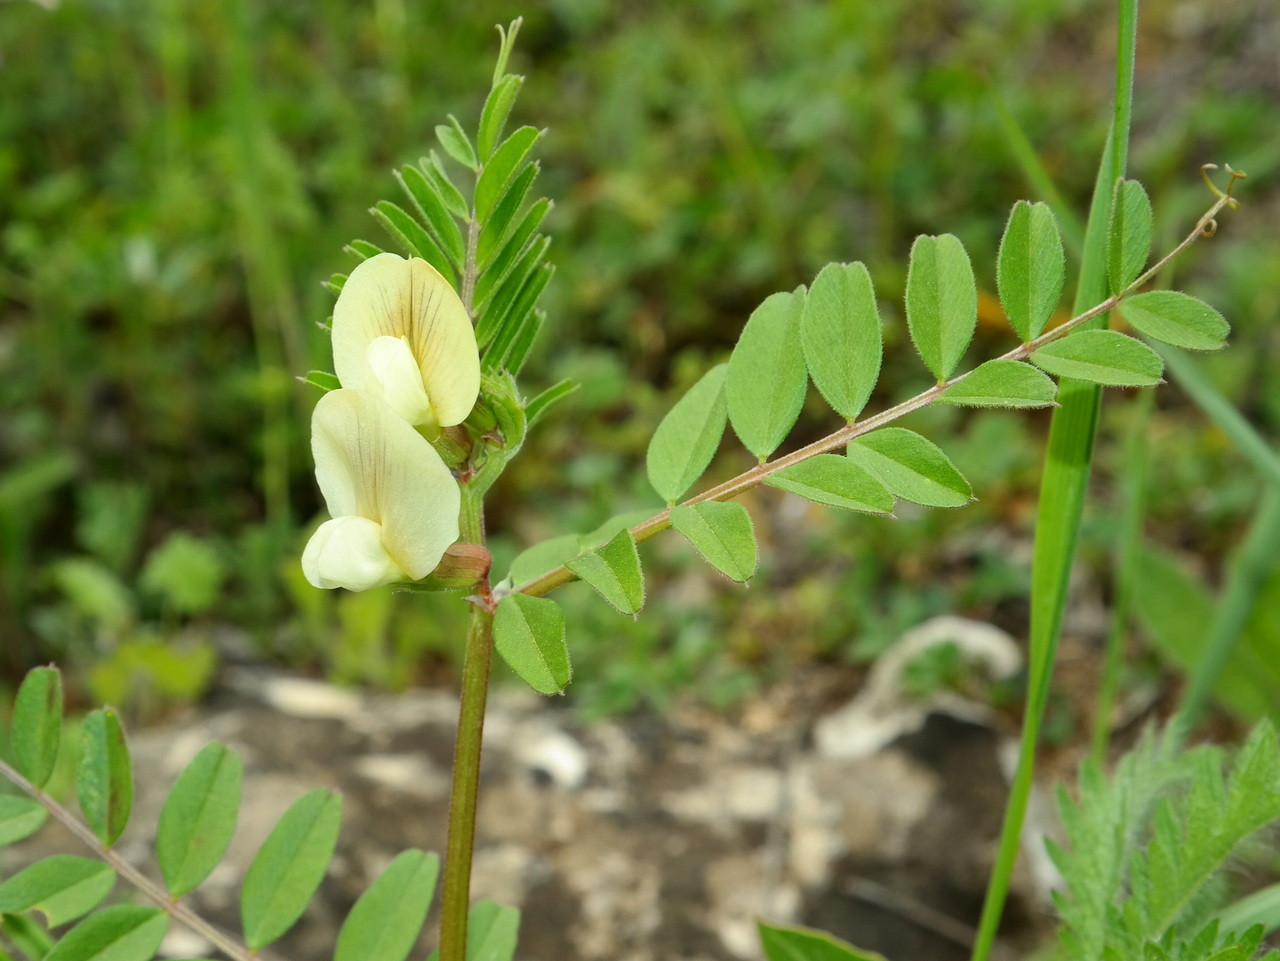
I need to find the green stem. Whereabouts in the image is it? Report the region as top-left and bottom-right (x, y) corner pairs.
(438, 478), (492, 961)
(438, 601), (495, 961)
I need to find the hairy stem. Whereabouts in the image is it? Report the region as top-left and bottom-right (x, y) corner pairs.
(438, 602), (495, 961)
(512, 191), (1235, 601)
(0, 757), (270, 961)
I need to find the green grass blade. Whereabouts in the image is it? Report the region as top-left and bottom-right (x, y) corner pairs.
(970, 1), (1138, 956)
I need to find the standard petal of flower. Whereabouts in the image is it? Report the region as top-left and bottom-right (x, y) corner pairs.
(332, 253), (480, 428)
(302, 515), (405, 591)
(366, 335), (433, 425)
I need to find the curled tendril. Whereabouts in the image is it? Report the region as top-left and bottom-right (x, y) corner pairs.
(1198, 163), (1246, 237)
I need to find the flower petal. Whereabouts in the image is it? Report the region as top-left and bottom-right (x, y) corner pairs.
(309, 389), (461, 582)
(332, 253), (480, 428)
(302, 515), (405, 591)
(366, 335), (433, 425)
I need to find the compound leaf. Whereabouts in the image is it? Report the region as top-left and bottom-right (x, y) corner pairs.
(476, 126), (541, 224)
(478, 74), (523, 161)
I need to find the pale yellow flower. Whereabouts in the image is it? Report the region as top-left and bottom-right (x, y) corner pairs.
(332, 253), (480, 431)
(302, 389), (460, 591)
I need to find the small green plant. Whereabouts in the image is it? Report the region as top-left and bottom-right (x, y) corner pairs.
(3, 10), (1277, 961)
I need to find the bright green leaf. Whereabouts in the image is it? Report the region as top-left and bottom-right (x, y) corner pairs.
(1119, 290), (1229, 351)
(1108, 178), (1152, 295)
(727, 288), (808, 460)
(997, 200), (1066, 341)
(12, 666), (62, 790)
(475, 126), (541, 223)
(334, 850), (439, 961)
(766, 455), (894, 514)
(370, 200), (454, 279)
(801, 262), (882, 420)
(77, 709), (132, 846)
(0, 856), (115, 927)
(566, 528), (645, 615)
(758, 919), (889, 961)
(156, 742), (242, 896)
(905, 233), (977, 381)
(435, 117), (477, 170)
(476, 163), (538, 266)
(525, 378), (578, 428)
(478, 75), (523, 161)
(1031, 329), (1163, 387)
(303, 370), (341, 392)
(847, 427), (972, 508)
(493, 595), (571, 694)
(396, 165), (466, 268)
(669, 501), (758, 582)
(476, 235), (549, 345)
(0, 796), (49, 846)
(139, 532), (225, 617)
(421, 153), (469, 220)
(646, 364), (728, 504)
(508, 534), (581, 585)
(938, 359), (1058, 408)
(344, 239), (384, 262)
(44, 905), (167, 961)
(476, 199), (551, 301)
(240, 789), (342, 951)
(467, 900), (520, 961)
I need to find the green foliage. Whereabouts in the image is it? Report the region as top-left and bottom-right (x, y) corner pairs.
(938, 360), (1058, 408)
(1119, 292), (1230, 353)
(997, 200), (1066, 342)
(1109, 178), (1154, 295)
(726, 289), (808, 461)
(758, 920), (888, 960)
(156, 742), (242, 897)
(646, 364), (729, 504)
(565, 528), (645, 616)
(846, 428), (971, 509)
(1031, 330), (1164, 387)
(334, 850), (439, 961)
(905, 234), (977, 382)
(0, 796), (48, 846)
(0, 857), (115, 928)
(801, 263), (882, 421)
(493, 595), (571, 694)
(12, 668), (62, 791)
(668, 502), (758, 583)
(42, 904), (167, 961)
(138, 533), (225, 617)
(76, 709), (132, 847)
(240, 788), (342, 950)
(766, 456), (894, 514)
(1050, 722), (1280, 961)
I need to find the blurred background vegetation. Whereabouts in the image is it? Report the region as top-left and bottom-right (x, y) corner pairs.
(1, 0), (1277, 723)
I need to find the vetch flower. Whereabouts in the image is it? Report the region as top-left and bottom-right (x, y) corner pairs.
(302, 389), (461, 591)
(332, 252), (480, 431)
